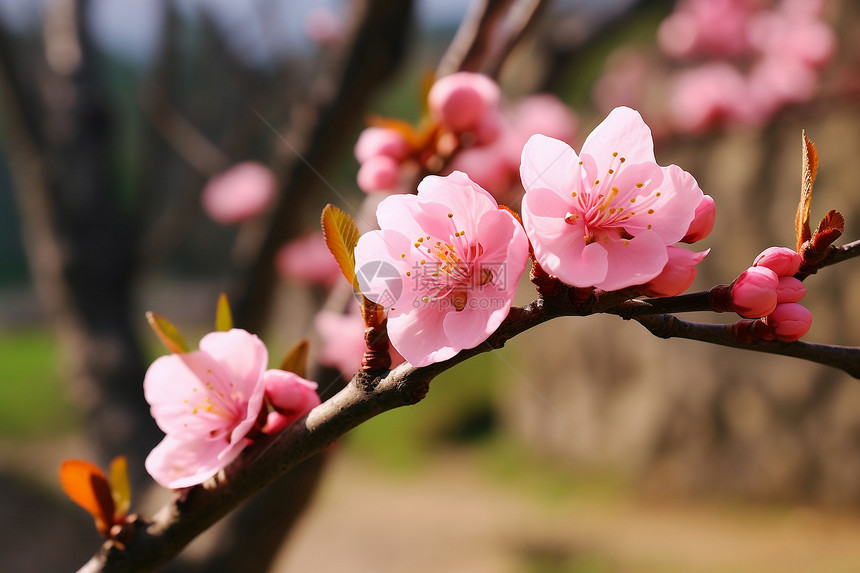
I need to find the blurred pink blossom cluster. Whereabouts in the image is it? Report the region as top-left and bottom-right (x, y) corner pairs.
(354, 72), (577, 203)
(594, 0), (836, 135)
(730, 246), (812, 340)
(663, 0), (836, 133)
(355, 72), (503, 195)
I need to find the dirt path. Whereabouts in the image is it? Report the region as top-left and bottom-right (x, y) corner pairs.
(275, 450), (860, 572)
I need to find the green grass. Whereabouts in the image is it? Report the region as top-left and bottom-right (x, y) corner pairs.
(0, 329), (80, 437)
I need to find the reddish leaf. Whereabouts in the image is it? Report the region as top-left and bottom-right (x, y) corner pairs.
(812, 210), (845, 250)
(796, 131), (818, 252)
(60, 460), (115, 536)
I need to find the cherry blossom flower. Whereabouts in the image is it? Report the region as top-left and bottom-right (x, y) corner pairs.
(354, 171), (529, 366)
(201, 162), (276, 225)
(520, 106), (704, 291)
(145, 329), (273, 488)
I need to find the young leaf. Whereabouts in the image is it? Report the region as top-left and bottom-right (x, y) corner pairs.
(60, 460), (115, 536)
(321, 204), (361, 289)
(215, 293), (233, 332)
(279, 338), (309, 378)
(146, 311), (190, 354)
(109, 455), (131, 521)
(796, 131), (818, 251)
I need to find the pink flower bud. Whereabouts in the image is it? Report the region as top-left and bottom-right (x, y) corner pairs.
(357, 155), (400, 192)
(752, 246), (801, 277)
(428, 72), (500, 133)
(201, 162), (276, 225)
(731, 266), (779, 318)
(354, 127), (410, 163)
(264, 370), (321, 421)
(640, 247), (709, 297)
(764, 303), (812, 342)
(681, 194), (716, 243)
(776, 276), (806, 303)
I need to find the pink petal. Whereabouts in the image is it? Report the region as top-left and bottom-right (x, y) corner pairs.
(263, 369), (320, 419)
(144, 351), (238, 438)
(580, 107), (656, 178)
(353, 229), (414, 308)
(145, 434), (247, 489)
(520, 134), (583, 198)
(595, 230), (669, 291)
(198, 329), (268, 443)
(388, 305), (455, 367)
(630, 165), (703, 244)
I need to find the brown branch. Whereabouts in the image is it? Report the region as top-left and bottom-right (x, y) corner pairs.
(813, 238), (860, 270)
(436, 0), (514, 77)
(632, 314), (860, 379)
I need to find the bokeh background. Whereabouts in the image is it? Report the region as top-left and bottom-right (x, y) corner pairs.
(1, 0), (860, 571)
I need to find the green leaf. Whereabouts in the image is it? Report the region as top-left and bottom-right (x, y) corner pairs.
(109, 455), (131, 521)
(279, 338), (309, 378)
(146, 312), (190, 354)
(215, 293), (233, 332)
(321, 204), (361, 289)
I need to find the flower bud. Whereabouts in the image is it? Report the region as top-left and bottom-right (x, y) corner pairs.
(764, 303), (812, 341)
(428, 72), (500, 133)
(752, 246), (801, 277)
(776, 276), (806, 303)
(357, 155), (400, 192)
(264, 370), (320, 420)
(640, 247), (709, 297)
(731, 266), (779, 318)
(681, 194), (716, 243)
(354, 127), (410, 163)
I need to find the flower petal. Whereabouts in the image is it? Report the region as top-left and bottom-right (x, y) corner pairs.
(580, 106), (656, 177)
(520, 134), (583, 198)
(595, 229), (669, 291)
(387, 305), (455, 367)
(145, 434), (247, 489)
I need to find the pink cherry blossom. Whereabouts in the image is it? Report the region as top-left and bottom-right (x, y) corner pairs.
(145, 329), (273, 488)
(681, 195), (716, 243)
(354, 171), (529, 366)
(764, 302), (813, 341)
(314, 304), (404, 378)
(260, 370), (321, 435)
(669, 63), (754, 133)
(731, 266), (779, 318)
(640, 246), (709, 297)
(753, 246), (802, 276)
(275, 232), (341, 288)
(520, 106), (704, 291)
(201, 162), (276, 225)
(428, 72), (501, 134)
